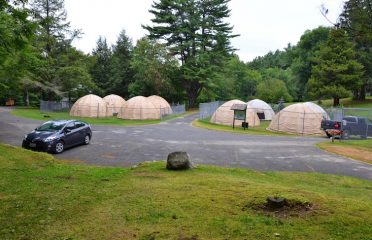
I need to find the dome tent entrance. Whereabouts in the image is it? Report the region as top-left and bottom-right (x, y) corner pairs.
(267, 102), (328, 135)
(210, 99), (260, 127)
(70, 94), (108, 118)
(247, 99), (275, 120)
(103, 94), (126, 116)
(117, 96), (161, 120)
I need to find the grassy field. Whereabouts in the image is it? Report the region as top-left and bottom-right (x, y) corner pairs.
(11, 108), (186, 126)
(193, 119), (301, 137)
(318, 96), (372, 108)
(318, 139), (372, 164)
(1, 144), (371, 240)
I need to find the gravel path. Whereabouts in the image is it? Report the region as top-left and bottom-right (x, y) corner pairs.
(1, 107), (371, 180)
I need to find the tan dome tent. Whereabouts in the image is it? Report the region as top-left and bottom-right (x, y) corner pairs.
(247, 99), (275, 120)
(70, 94), (107, 118)
(103, 94), (126, 116)
(210, 99), (260, 127)
(117, 96), (160, 120)
(267, 102), (328, 135)
(147, 95), (173, 115)
(304, 102), (330, 120)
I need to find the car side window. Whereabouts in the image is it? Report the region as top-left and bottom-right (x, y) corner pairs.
(65, 122), (75, 131)
(75, 122), (85, 128)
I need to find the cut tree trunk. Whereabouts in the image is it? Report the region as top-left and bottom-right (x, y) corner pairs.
(333, 97), (340, 107)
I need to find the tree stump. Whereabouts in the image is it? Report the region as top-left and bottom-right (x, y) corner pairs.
(266, 196), (288, 209)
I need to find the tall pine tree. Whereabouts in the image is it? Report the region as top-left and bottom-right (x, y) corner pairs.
(109, 30), (133, 98)
(90, 36), (112, 95)
(338, 0), (372, 100)
(308, 29), (364, 106)
(144, 0), (237, 107)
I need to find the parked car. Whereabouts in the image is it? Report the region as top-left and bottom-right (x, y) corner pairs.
(321, 116), (372, 139)
(22, 120), (92, 153)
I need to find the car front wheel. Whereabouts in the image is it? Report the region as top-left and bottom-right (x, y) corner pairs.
(55, 141), (64, 153)
(84, 135), (90, 145)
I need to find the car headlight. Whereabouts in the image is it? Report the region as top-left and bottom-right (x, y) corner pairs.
(44, 136), (57, 142)
(24, 134), (28, 140)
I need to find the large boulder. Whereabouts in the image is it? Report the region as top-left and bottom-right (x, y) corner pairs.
(166, 152), (193, 170)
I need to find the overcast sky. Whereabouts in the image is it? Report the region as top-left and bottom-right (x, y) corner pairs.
(64, 0), (345, 62)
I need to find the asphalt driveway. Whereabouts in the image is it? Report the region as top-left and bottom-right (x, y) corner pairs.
(1, 107), (371, 180)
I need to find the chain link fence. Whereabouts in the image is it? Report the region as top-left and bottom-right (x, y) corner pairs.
(40, 100), (71, 112)
(199, 101), (226, 119)
(171, 104), (186, 115)
(324, 107), (372, 138)
(41, 101), (186, 120)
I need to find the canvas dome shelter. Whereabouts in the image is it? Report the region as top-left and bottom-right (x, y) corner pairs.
(103, 94), (126, 116)
(304, 102), (330, 120)
(210, 99), (260, 127)
(247, 99), (275, 120)
(117, 96), (161, 120)
(70, 94), (108, 118)
(267, 102), (328, 135)
(147, 95), (173, 115)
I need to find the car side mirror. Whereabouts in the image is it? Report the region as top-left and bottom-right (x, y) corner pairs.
(64, 128), (71, 134)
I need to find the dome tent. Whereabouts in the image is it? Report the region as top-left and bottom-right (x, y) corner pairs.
(247, 99), (275, 120)
(70, 94), (108, 118)
(103, 94), (126, 116)
(147, 95), (173, 115)
(267, 102), (328, 135)
(304, 102), (329, 120)
(210, 99), (260, 127)
(117, 96), (161, 120)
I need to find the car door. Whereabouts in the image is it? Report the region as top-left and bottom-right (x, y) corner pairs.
(74, 121), (86, 143)
(63, 122), (79, 147)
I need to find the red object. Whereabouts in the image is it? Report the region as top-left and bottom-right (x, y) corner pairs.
(326, 129), (343, 136)
(334, 122), (340, 129)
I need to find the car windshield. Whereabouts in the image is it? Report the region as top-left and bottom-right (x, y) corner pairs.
(36, 121), (66, 132)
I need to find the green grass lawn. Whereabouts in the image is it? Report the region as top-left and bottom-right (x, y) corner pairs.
(193, 119), (300, 137)
(334, 139), (372, 150)
(1, 143), (371, 239)
(11, 108), (186, 126)
(318, 96), (372, 108)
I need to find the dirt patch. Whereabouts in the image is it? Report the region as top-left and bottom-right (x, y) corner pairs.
(132, 172), (164, 179)
(321, 144), (372, 164)
(54, 175), (75, 180)
(178, 235), (199, 240)
(243, 197), (315, 218)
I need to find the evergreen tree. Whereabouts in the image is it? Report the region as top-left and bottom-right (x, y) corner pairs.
(30, 0), (80, 55)
(109, 30), (134, 98)
(338, 0), (372, 99)
(308, 29), (364, 106)
(144, 0), (237, 107)
(90, 36), (113, 94)
(28, 0), (86, 101)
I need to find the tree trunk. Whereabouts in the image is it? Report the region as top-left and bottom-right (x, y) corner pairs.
(358, 83), (366, 100)
(333, 97), (340, 107)
(25, 88), (29, 107)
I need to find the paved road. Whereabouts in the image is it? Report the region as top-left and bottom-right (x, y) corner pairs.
(1, 107), (371, 180)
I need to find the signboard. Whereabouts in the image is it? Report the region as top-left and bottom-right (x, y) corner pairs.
(234, 110), (246, 120)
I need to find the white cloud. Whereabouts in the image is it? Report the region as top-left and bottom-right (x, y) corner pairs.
(65, 0), (344, 62)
